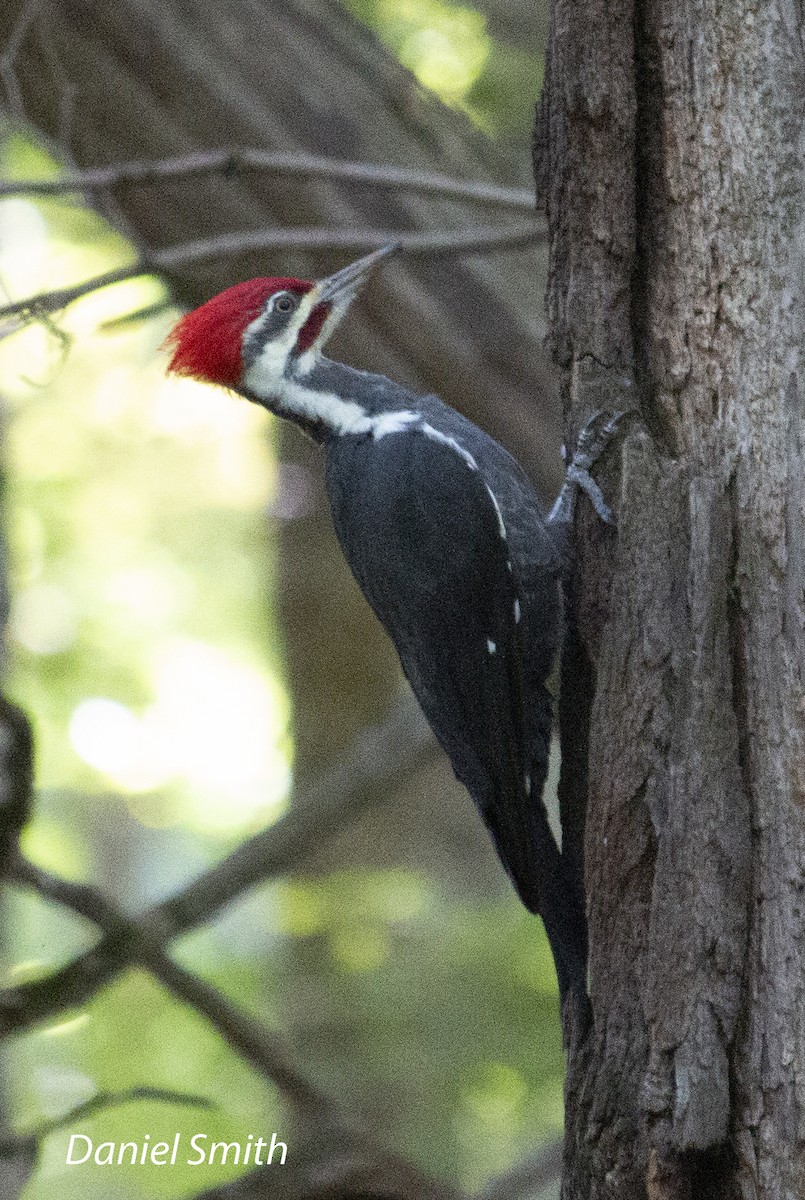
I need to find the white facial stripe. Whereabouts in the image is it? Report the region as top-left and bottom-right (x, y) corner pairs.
(243, 288), (416, 438)
(244, 289), (316, 346)
(287, 289), (317, 339)
(241, 289), (314, 394)
(243, 289), (318, 380)
(241, 308), (272, 350)
(245, 329), (294, 383)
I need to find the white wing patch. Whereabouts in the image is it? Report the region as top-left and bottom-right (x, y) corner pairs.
(420, 424), (479, 471)
(371, 411), (421, 439)
(484, 484), (507, 540)
(414, 425), (528, 656)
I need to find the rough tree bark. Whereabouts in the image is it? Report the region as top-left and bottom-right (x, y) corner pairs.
(537, 2), (805, 1197)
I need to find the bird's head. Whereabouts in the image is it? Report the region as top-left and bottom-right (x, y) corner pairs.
(164, 244), (397, 398)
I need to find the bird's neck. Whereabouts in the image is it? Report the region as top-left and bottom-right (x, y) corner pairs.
(241, 355), (421, 443)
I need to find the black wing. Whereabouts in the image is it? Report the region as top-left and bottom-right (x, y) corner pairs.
(326, 429), (558, 915)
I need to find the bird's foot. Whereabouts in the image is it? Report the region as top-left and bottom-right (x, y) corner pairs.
(548, 410), (626, 528)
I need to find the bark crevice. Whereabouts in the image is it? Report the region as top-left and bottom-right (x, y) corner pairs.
(541, 1), (805, 1196)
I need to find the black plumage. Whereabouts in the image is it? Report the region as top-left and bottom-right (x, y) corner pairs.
(322, 377), (586, 996)
(167, 249), (601, 1000)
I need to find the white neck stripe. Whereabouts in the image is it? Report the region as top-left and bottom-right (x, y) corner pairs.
(243, 354), (424, 439)
(278, 378), (373, 435)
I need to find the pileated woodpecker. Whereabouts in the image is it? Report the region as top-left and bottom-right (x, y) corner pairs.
(166, 246), (620, 999)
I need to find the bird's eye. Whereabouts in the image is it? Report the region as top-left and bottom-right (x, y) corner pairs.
(274, 293), (296, 313)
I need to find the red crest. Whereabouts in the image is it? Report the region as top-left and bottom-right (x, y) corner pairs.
(164, 277), (314, 387)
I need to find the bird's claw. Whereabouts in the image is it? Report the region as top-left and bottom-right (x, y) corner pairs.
(548, 410), (627, 529)
(570, 410), (627, 470)
(565, 462), (613, 524)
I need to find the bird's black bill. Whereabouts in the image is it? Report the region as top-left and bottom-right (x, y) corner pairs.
(315, 243), (399, 306)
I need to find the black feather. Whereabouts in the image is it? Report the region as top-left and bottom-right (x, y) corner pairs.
(325, 405), (586, 997)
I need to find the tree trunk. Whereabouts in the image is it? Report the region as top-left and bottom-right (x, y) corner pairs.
(536, 2), (805, 1197)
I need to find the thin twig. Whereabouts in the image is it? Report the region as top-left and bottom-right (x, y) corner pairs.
(0, 148), (536, 211)
(0, 695), (434, 1038)
(0, 1086), (214, 1200)
(155, 960), (330, 1122)
(4, 1086), (215, 1147)
(158, 695), (432, 935)
(159, 221), (544, 268)
(0, 267), (142, 321)
(8, 859), (465, 1200)
(0, 220), (545, 324)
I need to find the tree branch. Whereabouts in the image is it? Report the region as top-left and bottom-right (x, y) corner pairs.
(0, 148), (536, 211)
(0, 221), (545, 326)
(0, 1085), (214, 1200)
(7, 854), (466, 1200)
(7, 853), (336, 1126)
(0, 694), (435, 1038)
(6, 1086), (215, 1145)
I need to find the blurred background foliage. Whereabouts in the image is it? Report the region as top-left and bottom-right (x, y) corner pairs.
(0, 1), (562, 1197)
(343, 0), (545, 135)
